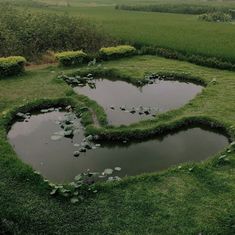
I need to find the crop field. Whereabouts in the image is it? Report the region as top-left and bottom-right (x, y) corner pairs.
(7, 0), (235, 63)
(1, 0), (235, 234)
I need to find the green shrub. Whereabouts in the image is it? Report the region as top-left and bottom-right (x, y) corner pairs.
(0, 4), (116, 61)
(99, 45), (136, 60)
(199, 12), (232, 22)
(55, 51), (88, 67)
(0, 56), (26, 78)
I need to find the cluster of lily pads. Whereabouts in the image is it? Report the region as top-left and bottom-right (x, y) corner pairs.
(72, 134), (101, 157)
(47, 167), (122, 204)
(17, 106), (101, 158)
(58, 73), (96, 88)
(16, 107), (62, 122)
(50, 106), (79, 140)
(135, 72), (172, 86)
(109, 104), (158, 117)
(59, 71), (170, 89)
(16, 112), (31, 122)
(47, 106), (102, 157)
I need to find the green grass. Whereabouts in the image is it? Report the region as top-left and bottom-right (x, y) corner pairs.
(0, 55), (235, 234)
(6, 0), (235, 64)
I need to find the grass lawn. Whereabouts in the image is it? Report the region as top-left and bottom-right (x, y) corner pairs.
(0, 55), (235, 234)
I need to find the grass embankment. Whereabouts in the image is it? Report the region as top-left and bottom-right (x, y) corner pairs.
(0, 55), (235, 234)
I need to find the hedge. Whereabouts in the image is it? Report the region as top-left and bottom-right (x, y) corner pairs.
(99, 45), (136, 60)
(0, 56), (26, 78)
(55, 50), (88, 67)
(137, 45), (235, 71)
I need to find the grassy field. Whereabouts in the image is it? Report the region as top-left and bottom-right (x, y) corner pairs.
(5, 0), (235, 64)
(0, 55), (235, 234)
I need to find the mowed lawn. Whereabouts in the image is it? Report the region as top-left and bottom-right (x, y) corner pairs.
(0, 55), (235, 234)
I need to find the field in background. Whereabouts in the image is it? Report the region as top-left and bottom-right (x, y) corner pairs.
(3, 0), (235, 63)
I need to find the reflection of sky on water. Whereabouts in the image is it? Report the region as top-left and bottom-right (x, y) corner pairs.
(8, 112), (228, 183)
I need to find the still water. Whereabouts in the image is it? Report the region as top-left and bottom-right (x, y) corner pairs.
(8, 111), (228, 183)
(74, 79), (202, 125)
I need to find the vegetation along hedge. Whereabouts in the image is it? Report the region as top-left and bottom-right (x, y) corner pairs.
(137, 46), (235, 71)
(55, 51), (88, 67)
(99, 45), (136, 60)
(0, 56), (26, 78)
(116, 4), (235, 17)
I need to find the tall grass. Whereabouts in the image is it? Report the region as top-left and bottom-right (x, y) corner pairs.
(0, 4), (115, 61)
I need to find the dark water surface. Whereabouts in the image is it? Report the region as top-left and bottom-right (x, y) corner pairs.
(74, 79), (203, 125)
(8, 111), (228, 183)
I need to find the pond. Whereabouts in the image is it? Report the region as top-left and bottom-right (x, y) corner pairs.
(74, 78), (203, 125)
(8, 110), (229, 183)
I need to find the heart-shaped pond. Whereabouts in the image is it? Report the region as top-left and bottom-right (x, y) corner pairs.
(8, 110), (228, 183)
(74, 78), (203, 125)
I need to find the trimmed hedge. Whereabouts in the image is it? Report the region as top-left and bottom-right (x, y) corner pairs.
(55, 50), (88, 67)
(99, 45), (136, 60)
(0, 56), (26, 78)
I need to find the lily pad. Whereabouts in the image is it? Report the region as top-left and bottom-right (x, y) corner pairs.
(16, 112), (26, 118)
(84, 142), (92, 149)
(86, 135), (93, 141)
(74, 174), (82, 181)
(73, 151), (80, 157)
(51, 135), (62, 141)
(79, 147), (86, 153)
(114, 167), (121, 171)
(41, 109), (49, 113)
(104, 168), (113, 175)
(50, 188), (58, 195)
(70, 198), (79, 204)
(63, 130), (73, 137)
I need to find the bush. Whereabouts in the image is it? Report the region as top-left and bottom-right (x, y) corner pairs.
(198, 12), (232, 22)
(0, 4), (116, 61)
(99, 45), (136, 60)
(55, 51), (88, 67)
(0, 56), (26, 78)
